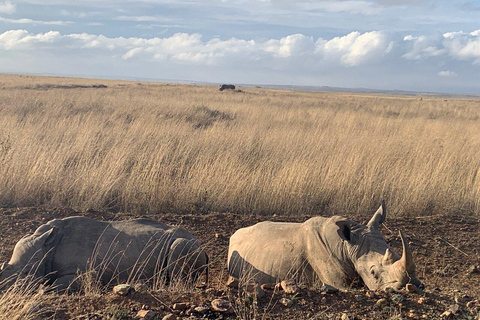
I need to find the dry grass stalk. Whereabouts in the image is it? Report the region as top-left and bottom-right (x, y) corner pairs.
(0, 74), (479, 217)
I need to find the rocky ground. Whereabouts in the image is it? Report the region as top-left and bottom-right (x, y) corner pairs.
(0, 207), (479, 320)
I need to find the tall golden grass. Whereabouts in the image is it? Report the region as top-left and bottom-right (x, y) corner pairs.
(0, 74), (479, 216)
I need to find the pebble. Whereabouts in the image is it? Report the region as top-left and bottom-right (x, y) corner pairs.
(211, 299), (233, 313)
(226, 276), (239, 288)
(320, 283), (339, 294)
(375, 298), (387, 308)
(281, 280), (299, 294)
(136, 310), (156, 320)
(172, 302), (189, 311)
(113, 284), (132, 296)
(321, 297), (327, 304)
(406, 283), (417, 293)
(279, 297), (293, 308)
(193, 306), (210, 314)
(162, 314), (177, 320)
(341, 313), (350, 320)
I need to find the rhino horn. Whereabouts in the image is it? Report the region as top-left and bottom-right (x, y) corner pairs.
(382, 248), (396, 266)
(367, 200), (386, 229)
(398, 230), (415, 274)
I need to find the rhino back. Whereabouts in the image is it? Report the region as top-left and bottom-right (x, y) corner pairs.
(228, 221), (311, 284)
(51, 217), (189, 280)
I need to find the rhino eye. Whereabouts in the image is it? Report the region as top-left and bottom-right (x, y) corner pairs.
(370, 266), (379, 279)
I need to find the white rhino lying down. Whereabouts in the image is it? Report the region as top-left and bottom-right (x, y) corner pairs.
(228, 201), (422, 291)
(0, 217), (208, 290)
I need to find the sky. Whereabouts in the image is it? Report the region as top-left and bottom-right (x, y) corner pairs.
(0, 0), (479, 93)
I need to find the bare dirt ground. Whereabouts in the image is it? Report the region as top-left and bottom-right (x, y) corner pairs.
(0, 207), (479, 319)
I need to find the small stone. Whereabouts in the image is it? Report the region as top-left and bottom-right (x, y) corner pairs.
(172, 302), (189, 311)
(467, 265), (479, 274)
(113, 284), (133, 296)
(341, 313), (350, 320)
(375, 298), (387, 308)
(162, 314), (177, 320)
(136, 310), (156, 320)
(320, 283), (339, 294)
(281, 280), (299, 294)
(354, 294), (364, 302)
(407, 310), (416, 318)
(406, 284), (417, 293)
(211, 299), (233, 313)
(260, 283), (276, 291)
(417, 297), (427, 304)
(226, 276), (239, 288)
(321, 297), (327, 304)
(365, 291), (375, 298)
(193, 306), (210, 314)
(279, 297), (293, 308)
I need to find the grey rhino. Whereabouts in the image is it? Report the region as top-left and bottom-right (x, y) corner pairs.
(228, 201), (422, 291)
(0, 217), (208, 290)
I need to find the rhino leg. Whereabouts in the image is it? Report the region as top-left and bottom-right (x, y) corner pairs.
(167, 238), (207, 285)
(54, 274), (79, 292)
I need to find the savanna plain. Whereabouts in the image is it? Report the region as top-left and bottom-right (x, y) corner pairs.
(0, 73), (479, 319)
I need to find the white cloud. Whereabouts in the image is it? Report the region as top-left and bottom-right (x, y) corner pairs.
(0, 17), (73, 25)
(0, 29), (391, 67)
(403, 34), (444, 59)
(438, 70), (457, 77)
(442, 29), (480, 63)
(319, 31), (392, 66)
(403, 30), (480, 63)
(0, 1), (15, 14)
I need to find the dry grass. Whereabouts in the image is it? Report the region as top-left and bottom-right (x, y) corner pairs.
(0, 73), (479, 217)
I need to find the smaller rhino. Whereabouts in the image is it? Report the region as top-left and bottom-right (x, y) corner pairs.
(219, 84), (235, 91)
(0, 217), (208, 290)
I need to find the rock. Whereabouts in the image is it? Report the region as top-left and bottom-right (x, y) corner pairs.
(245, 281), (266, 299)
(211, 299), (233, 313)
(113, 284), (133, 296)
(226, 276), (239, 288)
(279, 297), (293, 308)
(365, 291), (375, 298)
(320, 283), (339, 294)
(136, 310), (156, 319)
(162, 314), (177, 320)
(260, 283), (276, 291)
(281, 280), (299, 294)
(417, 297), (427, 304)
(341, 313), (350, 320)
(467, 265), (479, 274)
(375, 298), (388, 308)
(406, 284), (417, 293)
(172, 303), (189, 311)
(193, 306), (210, 314)
(321, 297), (327, 304)
(441, 304), (460, 319)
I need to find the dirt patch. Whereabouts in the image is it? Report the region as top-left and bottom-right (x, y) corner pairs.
(0, 207), (479, 319)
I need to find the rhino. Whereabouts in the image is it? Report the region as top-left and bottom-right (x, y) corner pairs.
(228, 201), (422, 291)
(0, 217), (208, 290)
(219, 84), (235, 91)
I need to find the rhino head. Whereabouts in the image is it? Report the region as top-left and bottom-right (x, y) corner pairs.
(337, 201), (422, 291)
(0, 227), (58, 285)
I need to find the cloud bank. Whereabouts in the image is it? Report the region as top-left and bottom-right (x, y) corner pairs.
(0, 29), (392, 67)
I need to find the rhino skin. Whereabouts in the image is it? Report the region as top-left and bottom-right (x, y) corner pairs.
(228, 201), (422, 291)
(0, 217), (208, 290)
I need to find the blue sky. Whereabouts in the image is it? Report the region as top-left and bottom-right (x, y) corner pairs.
(1, 0), (480, 93)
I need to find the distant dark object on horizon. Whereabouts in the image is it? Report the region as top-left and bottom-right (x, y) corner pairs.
(219, 84), (235, 91)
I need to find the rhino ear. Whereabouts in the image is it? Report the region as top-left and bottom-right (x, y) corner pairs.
(337, 222), (351, 242)
(34, 227), (58, 247)
(367, 200), (386, 229)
